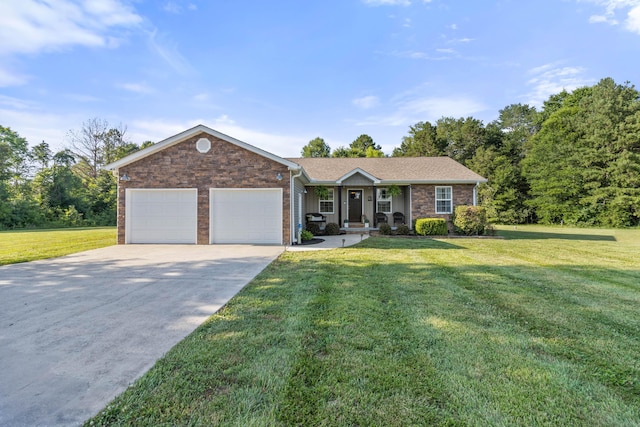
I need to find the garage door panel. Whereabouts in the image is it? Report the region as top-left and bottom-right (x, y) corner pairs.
(127, 189), (197, 244)
(210, 189), (282, 244)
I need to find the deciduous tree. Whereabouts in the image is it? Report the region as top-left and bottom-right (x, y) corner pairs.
(301, 137), (330, 157)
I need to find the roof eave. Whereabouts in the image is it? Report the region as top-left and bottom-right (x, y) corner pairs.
(303, 178), (487, 186)
(105, 124), (300, 171)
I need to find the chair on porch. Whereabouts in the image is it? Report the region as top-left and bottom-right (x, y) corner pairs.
(393, 212), (405, 225)
(375, 212), (388, 226)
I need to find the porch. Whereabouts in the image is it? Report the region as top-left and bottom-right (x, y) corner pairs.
(303, 184), (410, 231)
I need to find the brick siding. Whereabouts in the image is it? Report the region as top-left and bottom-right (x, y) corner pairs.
(411, 184), (475, 230)
(117, 132), (290, 244)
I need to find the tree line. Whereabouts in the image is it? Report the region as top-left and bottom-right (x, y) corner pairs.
(2, 77), (638, 230)
(301, 77), (640, 227)
(0, 118), (152, 229)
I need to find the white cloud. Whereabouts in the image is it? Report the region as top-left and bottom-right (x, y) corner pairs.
(130, 116), (309, 157)
(589, 14), (612, 23)
(524, 63), (594, 106)
(0, 0), (142, 56)
(147, 29), (193, 75)
(356, 94), (488, 127)
(163, 1), (198, 13)
(0, 105), (80, 152)
(117, 82), (155, 94)
(626, 4), (640, 32)
(353, 95), (380, 109)
(448, 37), (474, 44)
(582, 0), (640, 34)
(0, 66), (29, 87)
(193, 92), (210, 102)
(163, 2), (182, 14)
(388, 50), (455, 60)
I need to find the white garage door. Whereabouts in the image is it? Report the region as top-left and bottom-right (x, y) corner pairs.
(210, 189), (282, 244)
(126, 189), (197, 244)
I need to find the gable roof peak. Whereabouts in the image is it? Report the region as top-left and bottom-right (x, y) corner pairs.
(105, 124), (300, 171)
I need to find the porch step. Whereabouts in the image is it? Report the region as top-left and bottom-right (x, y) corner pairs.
(341, 224), (373, 234)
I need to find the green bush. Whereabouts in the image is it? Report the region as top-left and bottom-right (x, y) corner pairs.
(453, 206), (487, 236)
(325, 222), (340, 235)
(378, 223), (392, 235)
(305, 222), (320, 235)
(300, 230), (314, 241)
(415, 218), (448, 236)
(396, 224), (410, 235)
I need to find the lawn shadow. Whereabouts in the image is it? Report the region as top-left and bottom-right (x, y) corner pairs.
(352, 237), (465, 250)
(498, 229), (617, 242)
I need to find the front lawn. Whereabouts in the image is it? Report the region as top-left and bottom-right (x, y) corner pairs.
(88, 227), (640, 426)
(0, 227), (116, 265)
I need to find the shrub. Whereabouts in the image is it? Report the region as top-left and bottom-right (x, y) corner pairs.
(415, 218), (448, 236)
(306, 222), (320, 235)
(301, 230), (314, 241)
(484, 224), (496, 236)
(378, 223), (392, 235)
(453, 206), (487, 236)
(396, 224), (410, 235)
(325, 222), (340, 235)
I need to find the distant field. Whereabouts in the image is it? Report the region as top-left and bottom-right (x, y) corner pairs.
(87, 225), (640, 426)
(0, 227), (116, 265)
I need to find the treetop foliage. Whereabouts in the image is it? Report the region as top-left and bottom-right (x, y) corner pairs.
(3, 77), (639, 229)
(0, 119), (152, 229)
(389, 77), (640, 227)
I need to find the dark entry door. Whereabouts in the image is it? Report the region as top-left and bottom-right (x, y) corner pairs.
(348, 190), (363, 222)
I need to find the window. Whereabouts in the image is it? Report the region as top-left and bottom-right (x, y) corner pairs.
(319, 188), (334, 214)
(377, 188), (392, 214)
(435, 186), (453, 214)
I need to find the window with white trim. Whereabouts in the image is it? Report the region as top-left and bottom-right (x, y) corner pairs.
(435, 186), (453, 214)
(319, 189), (334, 214)
(377, 188), (392, 214)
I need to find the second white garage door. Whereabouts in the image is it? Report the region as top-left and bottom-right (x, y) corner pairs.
(210, 189), (282, 244)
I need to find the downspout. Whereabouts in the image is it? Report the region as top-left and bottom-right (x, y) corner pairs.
(290, 168), (303, 245)
(473, 181), (479, 206)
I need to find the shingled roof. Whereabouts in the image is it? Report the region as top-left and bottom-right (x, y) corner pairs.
(287, 157), (486, 184)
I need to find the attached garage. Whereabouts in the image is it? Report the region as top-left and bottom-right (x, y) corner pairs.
(126, 189), (198, 244)
(210, 188), (282, 244)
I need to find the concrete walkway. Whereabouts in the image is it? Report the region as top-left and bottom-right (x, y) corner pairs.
(0, 245), (283, 427)
(286, 233), (369, 251)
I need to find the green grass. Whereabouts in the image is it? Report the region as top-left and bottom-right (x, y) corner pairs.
(0, 227), (116, 265)
(88, 226), (640, 426)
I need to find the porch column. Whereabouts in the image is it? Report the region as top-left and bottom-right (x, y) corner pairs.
(373, 186), (377, 226)
(338, 186), (343, 225)
(408, 185), (412, 229)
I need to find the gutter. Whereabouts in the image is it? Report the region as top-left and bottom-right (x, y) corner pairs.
(290, 167), (304, 245)
(473, 181), (480, 206)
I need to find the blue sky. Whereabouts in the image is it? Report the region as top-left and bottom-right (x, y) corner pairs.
(1, 0), (639, 157)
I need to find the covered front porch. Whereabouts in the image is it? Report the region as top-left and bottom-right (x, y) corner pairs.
(303, 183), (410, 231)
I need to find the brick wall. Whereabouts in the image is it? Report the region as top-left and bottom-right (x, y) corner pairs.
(117, 132), (290, 244)
(411, 184), (475, 227)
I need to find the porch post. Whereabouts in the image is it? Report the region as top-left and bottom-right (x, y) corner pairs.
(338, 186), (343, 225)
(408, 185), (412, 229)
(373, 185), (377, 226)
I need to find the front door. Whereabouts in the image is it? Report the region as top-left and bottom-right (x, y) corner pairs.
(348, 190), (363, 222)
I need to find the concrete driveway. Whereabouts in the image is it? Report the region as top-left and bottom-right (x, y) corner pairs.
(0, 244), (283, 427)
